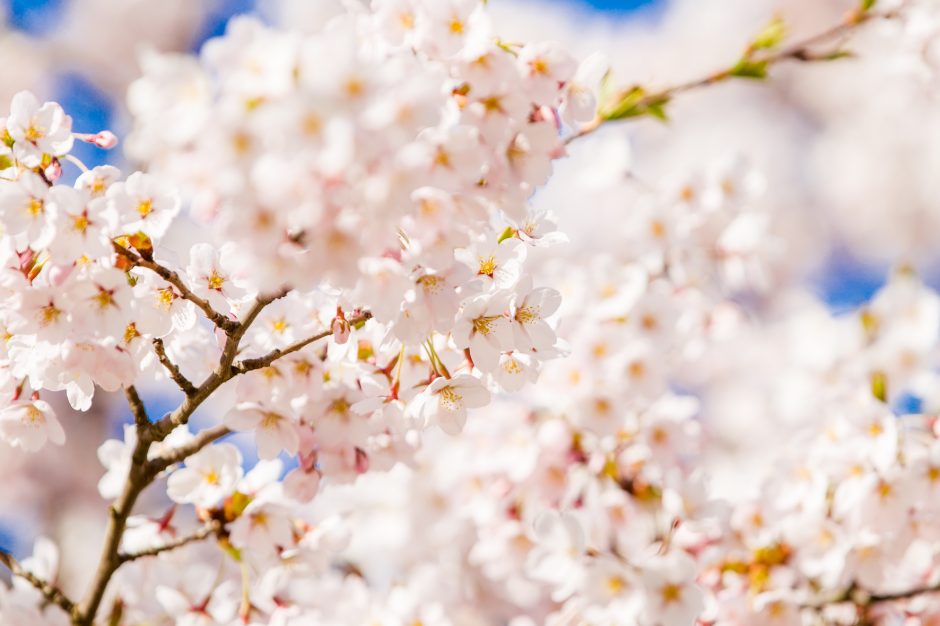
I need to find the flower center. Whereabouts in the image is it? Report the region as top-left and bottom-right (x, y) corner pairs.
(417, 274), (444, 294)
(27, 198), (43, 217)
(207, 271), (225, 291)
(156, 288), (176, 309)
(124, 322), (140, 344)
(73, 213), (89, 233)
(40, 303), (61, 326)
(438, 386), (462, 410)
(660, 583), (682, 604)
(261, 412), (283, 429)
(472, 315), (499, 336)
(25, 124), (44, 142)
(515, 306), (538, 324)
(94, 287), (116, 310)
(478, 256), (497, 276)
(22, 405), (43, 425)
(136, 199), (154, 218)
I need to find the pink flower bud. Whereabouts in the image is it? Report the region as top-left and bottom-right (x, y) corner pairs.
(74, 131), (118, 149)
(354, 446), (370, 474)
(298, 450), (318, 472)
(332, 316), (351, 344)
(17, 249), (35, 274)
(44, 159), (62, 182)
(92, 131), (118, 149)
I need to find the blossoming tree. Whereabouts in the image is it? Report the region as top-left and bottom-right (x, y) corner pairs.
(2, 0), (940, 625)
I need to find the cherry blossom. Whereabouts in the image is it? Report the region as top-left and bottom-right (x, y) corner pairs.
(0, 400), (63, 452)
(3, 2), (940, 626)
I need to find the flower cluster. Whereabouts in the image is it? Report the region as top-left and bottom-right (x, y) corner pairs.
(5, 0), (940, 625)
(0, 0), (587, 463)
(0, 0), (586, 623)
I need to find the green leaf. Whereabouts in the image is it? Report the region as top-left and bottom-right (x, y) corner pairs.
(219, 537), (243, 563)
(823, 49), (856, 61)
(861, 0), (877, 10)
(600, 86), (671, 123)
(646, 102), (669, 122)
(751, 16), (787, 50)
(0, 155), (13, 170)
(729, 58), (769, 79)
(497, 226), (516, 243)
(352, 317), (369, 330)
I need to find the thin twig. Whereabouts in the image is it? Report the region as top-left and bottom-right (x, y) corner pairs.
(867, 583), (940, 606)
(152, 338), (197, 396)
(112, 242), (238, 334)
(149, 424), (232, 473)
(116, 521), (221, 564)
(123, 386), (149, 430)
(233, 311), (373, 375)
(566, 6), (904, 144)
(0, 550), (80, 620)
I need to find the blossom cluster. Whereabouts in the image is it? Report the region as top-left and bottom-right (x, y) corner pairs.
(4, 0), (940, 625)
(0, 0), (586, 622)
(0, 0), (589, 463)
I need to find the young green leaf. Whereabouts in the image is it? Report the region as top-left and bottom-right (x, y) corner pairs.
(600, 86), (671, 122)
(729, 58), (769, 79)
(751, 16), (787, 51)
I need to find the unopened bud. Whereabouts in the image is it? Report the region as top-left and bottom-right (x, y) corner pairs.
(332, 317), (350, 344)
(354, 446), (370, 474)
(92, 131), (118, 149)
(44, 159), (62, 183)
(74, 131), (118, 149)
(332, 308), (351, 344)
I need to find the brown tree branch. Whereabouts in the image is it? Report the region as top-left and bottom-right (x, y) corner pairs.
(116, 521), (222, 565)
(0, 550), (80, 621)
(123, 386), (149, 430)
(112, 242), (238, 334)
(76, 415), (154, 625)
(233, 311), (373, 375)
(152, 338), (197, 396)
(567, 5), (905, 144)
(149, 424), (232, 473)
(74, 289), (310, 625)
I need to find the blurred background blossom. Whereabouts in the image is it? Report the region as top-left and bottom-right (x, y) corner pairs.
(0, 0), (936, 600)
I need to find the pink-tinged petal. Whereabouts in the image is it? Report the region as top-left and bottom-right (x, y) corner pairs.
(489, 316), (513, 347)
(470, 332), (499, 372)
(45, 412), (66, 446)
(224, 407), (263, 432)
(456, 381), (490, 408)
(256, 426), (285, 460)
(283, 468), (320, 503)
(512, 321), (534, 353)
(529, 287), (562, 317)
(9, 91), (38, 125)
(166, 468), (202, 503)
(525, 320), (556, 352)
(437, 403), (466, 435)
